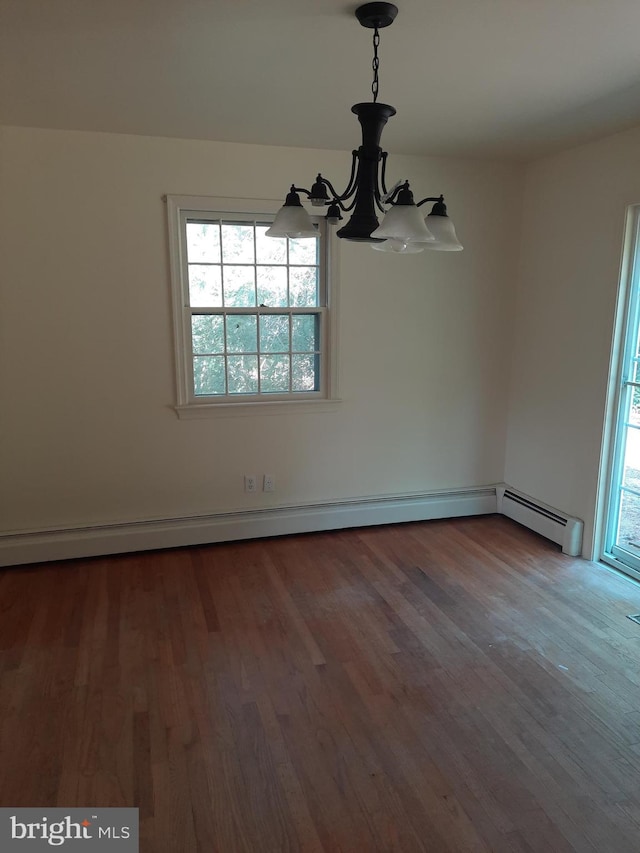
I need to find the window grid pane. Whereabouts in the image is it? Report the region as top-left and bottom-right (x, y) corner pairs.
(186, 221), (221, 264)
(260, 354), (290, 394)
(193, 355), (226, 396)
(186, 216), (323, 400)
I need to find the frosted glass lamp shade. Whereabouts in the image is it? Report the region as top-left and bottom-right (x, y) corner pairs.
(371, 238), (424, 254)
(370, 203), (435, 243)
(266, 204), (317, 239)
(423, 214), (463, 251)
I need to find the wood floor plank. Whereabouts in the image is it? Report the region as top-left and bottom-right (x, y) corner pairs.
(2, 516), (640, 851)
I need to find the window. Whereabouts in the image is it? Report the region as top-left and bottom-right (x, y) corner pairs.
(166, 196), (337, 416)
(601, 204), (640, 579)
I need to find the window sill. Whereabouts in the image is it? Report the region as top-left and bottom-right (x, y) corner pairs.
(175, 398), (342, 419)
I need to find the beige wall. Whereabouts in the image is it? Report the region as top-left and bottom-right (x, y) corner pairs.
(504, 125), (640, 557)
(0, 126), (522, 534)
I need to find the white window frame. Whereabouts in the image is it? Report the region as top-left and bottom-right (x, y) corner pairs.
(599, 204), (640, 579)
(166, 195), (340, 418)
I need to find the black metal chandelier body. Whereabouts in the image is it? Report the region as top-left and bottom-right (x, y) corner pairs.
(267, 3), (463, 253)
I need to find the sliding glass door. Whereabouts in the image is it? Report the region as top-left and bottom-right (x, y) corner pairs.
(603, 206), (640, 580)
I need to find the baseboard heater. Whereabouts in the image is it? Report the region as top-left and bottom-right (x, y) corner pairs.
(0, 486), (584, 567)
(496, 486), (583, 557)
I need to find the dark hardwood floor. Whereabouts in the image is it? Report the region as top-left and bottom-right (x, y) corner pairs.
(1, 515), (640, 852)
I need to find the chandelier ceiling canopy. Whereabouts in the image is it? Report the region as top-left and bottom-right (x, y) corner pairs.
(267, 2), (463, 254)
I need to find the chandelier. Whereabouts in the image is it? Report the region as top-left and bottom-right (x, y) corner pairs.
(266, 2), (462, 254)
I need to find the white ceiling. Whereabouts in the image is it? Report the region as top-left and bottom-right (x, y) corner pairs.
(2, 0), (640, 161)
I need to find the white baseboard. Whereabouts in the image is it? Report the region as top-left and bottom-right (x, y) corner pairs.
(0, 487), (498, 567)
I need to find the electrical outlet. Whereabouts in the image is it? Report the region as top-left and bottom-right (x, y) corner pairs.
(263, 474), (275, 492)
(244, 474), (257, 493)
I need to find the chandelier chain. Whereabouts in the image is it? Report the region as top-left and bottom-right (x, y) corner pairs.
(371, 28), (380, 103)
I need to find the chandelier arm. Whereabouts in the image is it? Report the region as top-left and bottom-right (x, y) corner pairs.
(384, 183), (405, 204)
(330, 196), (359, 213)
(318, 179), (354, 203)
(342, 150), (360, 199)
(416, 195), (445, 208)
(379, 151), (389, 197)
(373, 151), (391, 212)
(373, 172), (386, 213)
(319, 151), (360, 203)
(327, 198), (350, 212)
